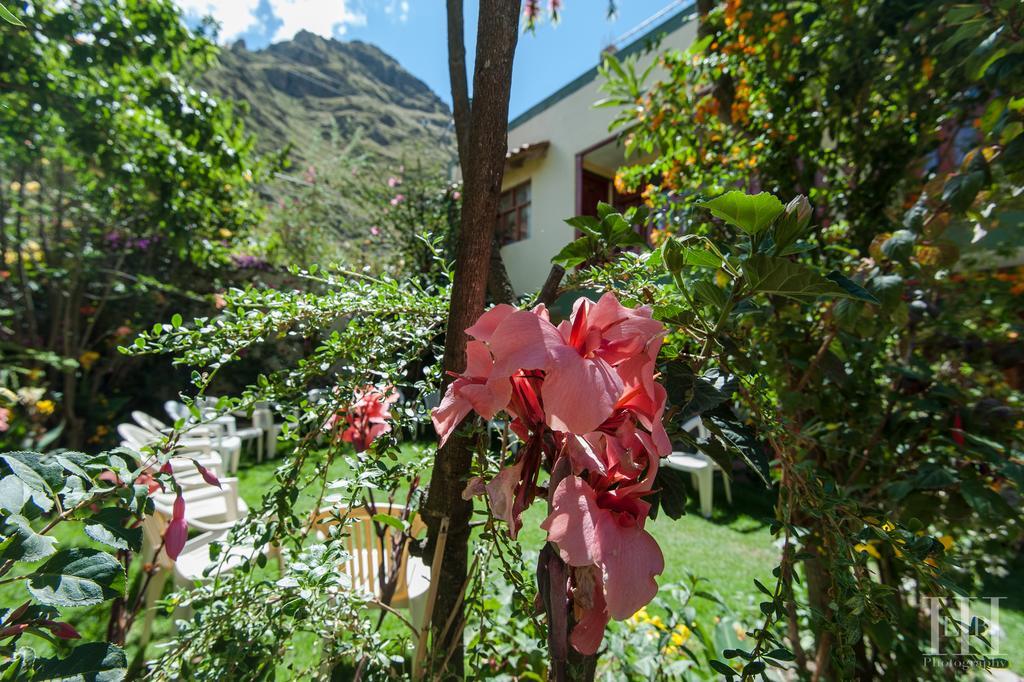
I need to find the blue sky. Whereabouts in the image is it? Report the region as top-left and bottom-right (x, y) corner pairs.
(177, 0), (686, 119)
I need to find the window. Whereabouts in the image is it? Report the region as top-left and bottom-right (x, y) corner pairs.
(496, 181), (531, 245)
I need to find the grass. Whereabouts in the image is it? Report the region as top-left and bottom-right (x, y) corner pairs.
(4, 442), (1021, 677)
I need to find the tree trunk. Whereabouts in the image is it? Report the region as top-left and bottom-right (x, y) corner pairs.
(422, 1), (522, 678)
(488, 237), (516, 304)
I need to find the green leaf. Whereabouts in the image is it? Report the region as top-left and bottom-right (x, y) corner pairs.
(825, 272), (879, 303)
(33, 643), (127, 682)
(765, 647), (796, 662)
(703, 417), (770, 488)
(694, 280), (729, 310)
(0, 475), (28, 515)
(0, 515), (58, 563)
(171, 313), (183, 328)
(743, 255), (865, 302)
(653, 467), (688, 520)
(551, 238), (593, 268)
(84, 508), (142, 552)
(880, 230), (916, 262)
(698, 191), (784, 235)
(371, 513), (406, 533)
(27, 548), (125, 607)
(942, 171), (986, 213)
(1, 453), (59, 513)
(0, 3), (24, 26)
(709, 659), (736, 676)
(564, 215), (601, 237)
(960, 478), (1015, 520)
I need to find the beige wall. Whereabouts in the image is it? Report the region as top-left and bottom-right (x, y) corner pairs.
(501, 16), (697, 295)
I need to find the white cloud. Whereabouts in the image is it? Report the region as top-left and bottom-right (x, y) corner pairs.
(383, 0), (410, 22)
(177, 0), (366, 43)
(178, 0), (261, 40)
(268, 0), (366, 42)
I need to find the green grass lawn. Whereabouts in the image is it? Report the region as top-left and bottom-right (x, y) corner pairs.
(5, 442), (1021, 678)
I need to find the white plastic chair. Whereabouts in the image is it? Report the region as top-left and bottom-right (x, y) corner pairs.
(116, 423), (225, 484)
(164, 402), (255, 472)
(151, 477), (248, 526)
(252, 404), (282, 461)
(308, 504), (430, 672)
(665, 417), (732, 519)
(132, 411), (242, 474)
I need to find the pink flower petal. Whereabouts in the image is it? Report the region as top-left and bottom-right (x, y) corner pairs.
(487, 310), (563, 379)
(542, 347), (621, 434)
(164, 517), (188, 561)
(541, 476), (600, 567)
(594, 513), (664, 620)
(431, 379), (474, 447)
(465, 304), (517, 342)
(486, 459), (525, 537)
(192, 461), (221, 488)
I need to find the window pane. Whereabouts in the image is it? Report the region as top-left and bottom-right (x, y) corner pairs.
(515, 182), (531, 206)
(518, 204), (530, 240)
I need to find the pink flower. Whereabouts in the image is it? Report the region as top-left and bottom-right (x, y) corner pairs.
(0, 407), (9, 432)
(192, 460), (221, 488)
(433, 293), (669, 652)
(390, 194), (405, 206)
(164, 493), (188, 561)
(452, 191), (461, 200)
(432, 293), (663, 444)
(387, 176), (400, 187)
(370, 226), (380, 236)
(326, 385), (398, 452)
(541, 474), (664, 654)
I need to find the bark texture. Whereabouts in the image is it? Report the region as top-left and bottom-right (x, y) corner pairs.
(422, 1), (522, 678)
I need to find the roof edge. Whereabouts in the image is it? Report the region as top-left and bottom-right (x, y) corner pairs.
(508, 2), (697, 131)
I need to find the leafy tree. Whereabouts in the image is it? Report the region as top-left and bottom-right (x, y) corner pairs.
(0, 0), (269, 448)
(600, 0), (1023, 676)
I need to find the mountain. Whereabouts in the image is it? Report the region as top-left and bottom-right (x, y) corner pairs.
(204, 30), (455, 168)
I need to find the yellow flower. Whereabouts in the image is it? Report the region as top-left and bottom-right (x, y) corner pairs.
(9, 181), (21, 192)
(218, 228), (233, 238)
(35, 400), (55, 416)
(670, 624), (692, 647)
(24, 181), (41, 195)
(854, 542), (881, 559)
(939, 535), (954, 551)
(881, 521), (895, 532)
(78, 351), (100, 370)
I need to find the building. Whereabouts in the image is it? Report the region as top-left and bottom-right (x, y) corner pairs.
(498, 3), (698, 295)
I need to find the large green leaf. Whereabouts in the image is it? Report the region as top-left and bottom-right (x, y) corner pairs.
(651, 466), (688, 520)
(698, 191), (784, 235)
(83, 508), (142, 552)
(551, 238), (593, 268)
(0, 3), (24, 26)
(32, 643), (127, 682)
(27, 548), (125, 607)
(743, 255), (873, 302)
(825, 272), (880, 303)
(0, 514), (58, 563)
(0, 453), (59, 513)
(0, 475), (29, 515)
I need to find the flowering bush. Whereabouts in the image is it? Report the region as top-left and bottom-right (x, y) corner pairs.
(325, 385), (399, 452)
